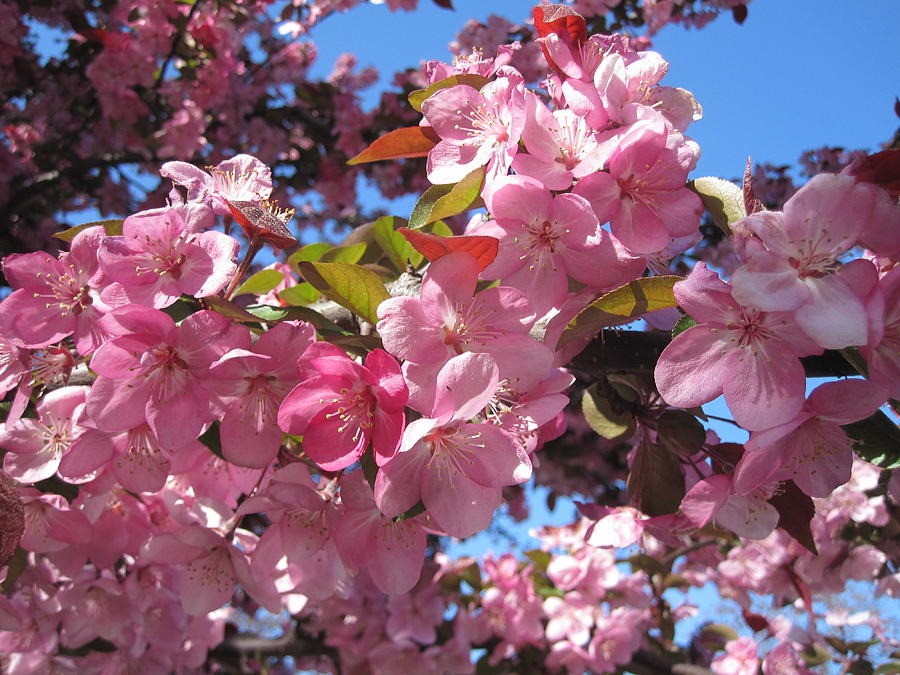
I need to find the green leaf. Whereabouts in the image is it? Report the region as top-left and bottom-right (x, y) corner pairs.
(582, 385), (635, 441)
(701, 623), (739, 646)
(393, 502), (426, 521)
(320, 242), (367, 264)
(52, 219), (124, 243)
(287, 243), (333, 275)
(277, 283), (319, 306)
(198, 421), (224, 459)
(690, 176), (746, 232)
(524, 550), (552, 571)
(361, 451), (378, 489)
(426, 220), (453, 237)
(296, 261), (391, 326)
(202, 295), (270, 323)
(671, 314), (696, 339)
(875, 663), (900, 674)
(657, 410), (707, 457)
(801, 643), (833, 667)
(233, 269), (285, 297)
(372, 216), (423, 272)
(244, 304), (348, 333)
(408, 74), (490, 111)
(347, 126), (438, 165)
(559, 276), (681, 349)
(408, 167), (485, 230)
(843, 410), (900, 469)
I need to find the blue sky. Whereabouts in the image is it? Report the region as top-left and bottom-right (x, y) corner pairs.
(306, 0), (899, 182)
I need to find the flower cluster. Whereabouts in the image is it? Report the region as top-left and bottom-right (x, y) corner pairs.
(0, 2), (896, 673)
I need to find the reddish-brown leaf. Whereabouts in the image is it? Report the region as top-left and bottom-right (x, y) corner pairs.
(769, 480), (817, 555)
(347, 126), (440, 165)
(846, 148), (900, 196)
(225, 200), (297, 249)
(398, 228), (498, 271)
(743, 157), (764, 215)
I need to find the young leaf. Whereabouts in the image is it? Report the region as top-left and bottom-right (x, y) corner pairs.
(671, 314), (697, 339)
(287, 243), (333, 276)
(233, 269), (285, 297)
(320, 242), (367, 265)
(581, 385), (635, 441)
(408, 167), (485, 229)
(399, 228), (498, 271)
(202, 295), (271, 323)
(277, 282), (319, 306)
(559, 276), (681, 349)
(297, 261), (391, 326)
(347, 126), (439, 165)
(53, 219), (124, 243)
(690, 176), (746, 232)
(372, 216), (423, 272)
(408, 74), (489, 112)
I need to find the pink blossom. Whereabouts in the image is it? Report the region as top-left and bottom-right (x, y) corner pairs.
(654, 263), (820, 431)
(422, 72), (526, 185)
(711, 637), (759, 675)
(730, 173), (881, 349)
(333, 470), (426, 595)
(377, 252), (553, 410)
(1, 386), (89, 483)
(99, 204), (238, 309)
(209, 321), (317, 468)
(277, 342), (408, 470)
(573, 116), (702, 255)
(0, 227), (110, 355)
(734, 378), (887, 498)
(375, 353), (531, 538)
(86, 306), (250, 450)
(474, 175), (642, 316)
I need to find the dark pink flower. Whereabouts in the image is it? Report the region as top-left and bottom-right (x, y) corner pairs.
(277, 343), (408, 470)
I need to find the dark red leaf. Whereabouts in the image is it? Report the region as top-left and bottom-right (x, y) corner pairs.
(225, 200), (297, 250)
(398, 228), (498, 271)
(769, 480), (817, 555)
(742, 610), (769, 632)
(347, 126), (440, 165)
(732, 5), (748, 24)
(431, 0), (453, 8)
(532, 5), (587, 45)
(845, 149), (900, 197)
(743, 157), (764, 214)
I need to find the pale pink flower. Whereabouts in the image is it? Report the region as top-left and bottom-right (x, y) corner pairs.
(99, 204), (238, 309)
(422, 71), (526, 185)
(86, 306), (250, 450)
(160, 154), (273, 215)
(377, 252), (553, 410)
(712, 637), (759, 675)
(333, 470), (426, 595)
(0, 227), (110, 355)
(735, 378), (887, 498)
(475, 175), (642, 316)
(572, 115), (702, 255)
(654, 263), (820, 431)
(1, 386), (89, 483)
(730, 173), (882, 349)
(375, 353), (531, 538)
(209, 321), (317, 468)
